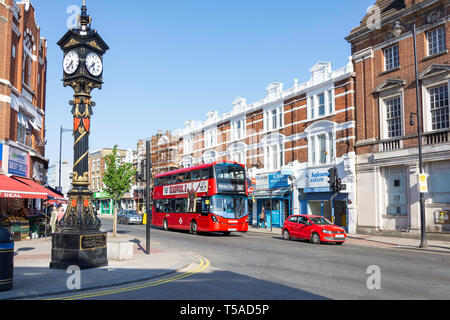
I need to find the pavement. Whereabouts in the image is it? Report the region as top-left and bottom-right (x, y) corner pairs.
(0, 233), (193, 300)
(1, 225), (449, 300)
(247, 225), (450, 254)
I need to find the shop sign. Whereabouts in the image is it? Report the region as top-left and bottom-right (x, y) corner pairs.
(304, 187), (331, 193)
(298, 168), (331, 189)
(0, 192), (22, 198)
(269, 173), (290, 188)
(94, 192), (111, 198)
(256, 173), (290, 189)
(8, 146), (28, 177)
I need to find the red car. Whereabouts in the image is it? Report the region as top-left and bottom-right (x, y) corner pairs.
(282, 215), (347, 245)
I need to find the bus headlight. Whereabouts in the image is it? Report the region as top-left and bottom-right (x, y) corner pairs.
(211, 215), (218, 223)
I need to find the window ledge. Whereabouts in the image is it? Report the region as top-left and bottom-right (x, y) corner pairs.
(422, 50), (448, 62)
(382, 214), (408, 218)
(379, 66), (401, 76)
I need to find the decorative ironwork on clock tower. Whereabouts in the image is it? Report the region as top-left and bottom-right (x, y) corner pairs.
(50, 1), (109, 269)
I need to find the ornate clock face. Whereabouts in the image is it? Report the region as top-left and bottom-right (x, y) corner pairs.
(85, 52), (103, 77)
(63, 50), (80, 75)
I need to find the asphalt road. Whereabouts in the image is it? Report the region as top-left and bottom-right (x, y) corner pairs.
(50, 217), (450, 300)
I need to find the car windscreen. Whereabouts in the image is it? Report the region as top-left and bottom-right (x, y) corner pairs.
(310, 217), (333, 225)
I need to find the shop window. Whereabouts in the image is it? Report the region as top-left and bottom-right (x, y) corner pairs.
(429, 161), (450, 203)
(385, 167), (407, 215)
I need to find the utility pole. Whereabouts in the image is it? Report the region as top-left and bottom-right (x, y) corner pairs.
(145, 140), (152, 255)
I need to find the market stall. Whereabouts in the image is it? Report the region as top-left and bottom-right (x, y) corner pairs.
(0, 174), (65, 240)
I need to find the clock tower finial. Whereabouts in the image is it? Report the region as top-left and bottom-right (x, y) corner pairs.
(79, 0), (91, 30)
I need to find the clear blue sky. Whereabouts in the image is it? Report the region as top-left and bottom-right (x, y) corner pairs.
(32, 0), (374, 167)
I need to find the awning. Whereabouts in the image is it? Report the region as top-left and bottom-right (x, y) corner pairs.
(0, 174), (47, 199)
(253, 188), (291, 199)
(11, 176), (67, 203)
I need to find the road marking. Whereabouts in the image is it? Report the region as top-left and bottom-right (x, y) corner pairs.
(44, 252), (210, 300)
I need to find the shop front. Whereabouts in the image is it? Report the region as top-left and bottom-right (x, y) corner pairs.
(253, 172), (292, 228)
(296, 166), (354, 232)
(93, 192), (114, 215)
(0, 174), (50, 240)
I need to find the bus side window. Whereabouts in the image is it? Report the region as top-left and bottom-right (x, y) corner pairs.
(195, 198), (202, 214)
(169, 199), (176, 212)
(202, 197), (210, 214)
(200, 168), (212, 180)
(192, 170), (200, 181)
(175, 198), (186, 213)
(162, 199), (169, 213)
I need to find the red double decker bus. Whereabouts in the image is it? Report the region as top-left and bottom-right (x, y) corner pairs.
(152, 161), (248, 235)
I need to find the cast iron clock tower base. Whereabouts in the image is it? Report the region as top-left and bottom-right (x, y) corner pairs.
(50, 1), (109, 270)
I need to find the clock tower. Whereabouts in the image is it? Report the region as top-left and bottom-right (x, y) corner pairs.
(50, 1), (109, 270)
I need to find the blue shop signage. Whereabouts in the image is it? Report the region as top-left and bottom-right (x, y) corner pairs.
(8, 146), (28, 177)
(269, 173), (290, 189)
(298, 167), (332, 191)
(256, 173), (290, 189)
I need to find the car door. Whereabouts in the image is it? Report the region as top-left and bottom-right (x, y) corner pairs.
(285, 216), (299, 238)
(296, 216), (310, 239)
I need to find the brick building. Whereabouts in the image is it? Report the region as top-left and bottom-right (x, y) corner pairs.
(178, 59), (357, 231)
(0, 0), (48, 182)
(135, 131), (181, 213)
(89, 147), (135, 215)
(346, 0), (450, 235)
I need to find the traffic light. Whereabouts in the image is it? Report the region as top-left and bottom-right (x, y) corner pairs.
(328, 167), (337, 192)
(328, 167), (343, 193)
(335, 177), (342, 192)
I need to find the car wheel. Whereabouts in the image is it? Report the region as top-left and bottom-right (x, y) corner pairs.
(163, 219), (169, 231)
(190, 220), (197, 235)
(282, 229), (290, 241)
(311, 232), (321, 245)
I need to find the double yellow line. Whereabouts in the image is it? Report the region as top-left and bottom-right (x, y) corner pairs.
(45, 252), (210, 300)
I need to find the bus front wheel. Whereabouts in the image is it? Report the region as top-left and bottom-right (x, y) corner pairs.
(163, 219), (169, 231)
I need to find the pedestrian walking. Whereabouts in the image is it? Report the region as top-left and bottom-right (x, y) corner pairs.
(259, 207), (266, 229)
(50, 205), (58, 234)
(56, 205), (65, 231)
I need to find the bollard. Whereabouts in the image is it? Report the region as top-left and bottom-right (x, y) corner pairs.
(0, 226), (14, 291)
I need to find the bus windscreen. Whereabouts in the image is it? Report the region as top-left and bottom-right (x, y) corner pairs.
(214, 164), (246, 193)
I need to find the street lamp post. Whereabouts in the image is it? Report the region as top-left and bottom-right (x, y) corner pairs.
(393, 18), (428, 248)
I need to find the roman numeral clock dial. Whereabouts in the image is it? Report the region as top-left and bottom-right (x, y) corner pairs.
(63, 50), (80, 75)
(85, 52), (103, 77)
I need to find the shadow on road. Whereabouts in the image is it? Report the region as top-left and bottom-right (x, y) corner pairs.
(3, 265), (329, 301)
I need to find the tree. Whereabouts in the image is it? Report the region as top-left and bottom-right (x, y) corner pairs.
(102, 145), (136, 238)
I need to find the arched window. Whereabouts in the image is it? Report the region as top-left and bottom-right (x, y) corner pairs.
(261, 133), (284, 172)
(227, 142), (247, 165)
(305, 121), (336, 166)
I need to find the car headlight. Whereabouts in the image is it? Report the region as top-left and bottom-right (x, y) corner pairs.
(322, 229), (332, 234)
